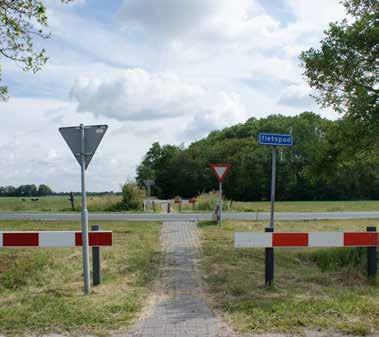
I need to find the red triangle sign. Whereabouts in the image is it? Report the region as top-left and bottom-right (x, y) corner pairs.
(210, 163), (232, 182)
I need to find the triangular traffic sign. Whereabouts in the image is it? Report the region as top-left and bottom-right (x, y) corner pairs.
(59, 125), (108, 169)
(210, 163), (231, 182)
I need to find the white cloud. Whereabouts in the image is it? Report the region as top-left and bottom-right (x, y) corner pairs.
(120, 0), (278, 46)
(184, 92), (247, 140)
(70, 68), (248, 128)
(1, 0), (347, 190)
(0, 97), (179, 192)
(277, 83), (314, 107)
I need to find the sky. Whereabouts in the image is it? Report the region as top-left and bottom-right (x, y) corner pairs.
(0, 0), (346, 192)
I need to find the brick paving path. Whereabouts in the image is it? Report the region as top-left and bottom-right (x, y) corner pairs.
(126, 221), (233, 337)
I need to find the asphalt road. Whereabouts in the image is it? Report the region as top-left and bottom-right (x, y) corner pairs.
(0, 211), (378, 221)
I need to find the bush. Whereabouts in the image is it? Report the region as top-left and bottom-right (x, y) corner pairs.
(118, 182), (145, 211)
(196, 192), (220, 211)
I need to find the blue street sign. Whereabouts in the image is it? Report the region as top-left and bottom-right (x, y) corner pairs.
(258, 133), (293, 146)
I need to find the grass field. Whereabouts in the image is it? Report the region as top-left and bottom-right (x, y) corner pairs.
(199, 219), (379, 336)
(0, 195), (122, 212)
(229, 200), (379, 212)
(0, 196), (378, 213)
(0, 220), (161, 336)
(178, 199), (379, 213)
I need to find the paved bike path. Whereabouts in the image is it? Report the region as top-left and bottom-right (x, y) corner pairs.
(126, 221), (233, 337)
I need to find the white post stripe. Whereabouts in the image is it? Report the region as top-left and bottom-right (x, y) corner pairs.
(308, 232), (344, 247)
(39, 232), (76, 247)
(0, 233), (3, 247)
(235, 232), (272, 248)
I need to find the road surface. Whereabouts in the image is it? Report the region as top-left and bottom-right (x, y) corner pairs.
(0, 211), (378, 221)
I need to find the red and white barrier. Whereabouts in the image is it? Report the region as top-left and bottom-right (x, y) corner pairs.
(235, 231), (378, 248)
(0, 231), (112, 248)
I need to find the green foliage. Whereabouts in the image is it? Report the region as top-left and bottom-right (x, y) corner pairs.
(137, 112), (379, 201)
(0, 184), (54, 197)
(0, 0), (73, 100)
(196, 192), (220, 211)
(300, 0), (378, 159)
(119, 182), (145, 211)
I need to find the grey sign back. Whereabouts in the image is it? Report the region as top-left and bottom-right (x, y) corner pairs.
(59, 125), (108, 169)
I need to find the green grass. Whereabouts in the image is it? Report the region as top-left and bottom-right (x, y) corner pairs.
(178, 199), (379, 213)
(229, 200), (379, 212)
(0, 220), (161, 336)
(199, 219), (379, 336)
(0, 195), (122, 212)
(1, 196), (378, 213)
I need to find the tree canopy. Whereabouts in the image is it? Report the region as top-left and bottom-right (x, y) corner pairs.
(0, 184), (54, 197)
(136, 113), (379, 201)
(0, 0), (72, 100)
(300, 0), (378, 155)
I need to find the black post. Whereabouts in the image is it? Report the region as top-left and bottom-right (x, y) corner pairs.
(367, 226), (377, 282)
(92, 224), (101, 286)
(265, 227), (274, 286)
(69, 191), (75, 211)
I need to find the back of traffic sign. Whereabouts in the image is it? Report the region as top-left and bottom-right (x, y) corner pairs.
(144, 179), (154, 187)
(59, 125), (108, 169)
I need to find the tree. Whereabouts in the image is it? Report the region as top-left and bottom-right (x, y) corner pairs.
(0, 0), (72, 100)
(300, 0), (378, 168)
(300, 0), (378, 124)
(136, 113), (379, 201)
(37, 184), (53, 196)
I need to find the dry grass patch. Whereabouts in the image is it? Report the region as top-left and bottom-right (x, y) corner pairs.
(199, 219), (379, 336)
(0, 220), (161, 336)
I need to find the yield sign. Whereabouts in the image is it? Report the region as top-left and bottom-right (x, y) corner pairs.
(59, 124), (108, 169)
(210, 163), (231, 182)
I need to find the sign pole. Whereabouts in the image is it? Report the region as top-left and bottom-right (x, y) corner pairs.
(258, 133), (292, 286)
(80, 124), (90, 295)
(147, 185), (151, 211)
(270, 146), (276, 229)
(219, 181), (223, 226)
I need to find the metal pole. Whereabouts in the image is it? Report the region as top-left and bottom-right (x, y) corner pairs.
(265, 227), (274, 286)
(146, 184), (151, 211)
(92, 224), (101, 286)
(219, 182), (223, 226)
(367, 226), (377, 282)
(270, 147), (276, 229)
(267, 147), (276, 286)
(80, 124), (90, 295)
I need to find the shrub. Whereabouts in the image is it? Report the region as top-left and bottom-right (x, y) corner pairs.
(119, 182), (145, 211)
(196, 192), (220, 211)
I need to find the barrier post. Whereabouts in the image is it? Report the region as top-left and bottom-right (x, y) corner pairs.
(265, 227), (274, 286)
(92, 224), (101, 286)
(367, 226), (377, 282)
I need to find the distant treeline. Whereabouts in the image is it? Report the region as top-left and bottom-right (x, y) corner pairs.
(137, 112), (379, 201)
(0, 185), (121, 197)
(0, 184), (54, 197)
